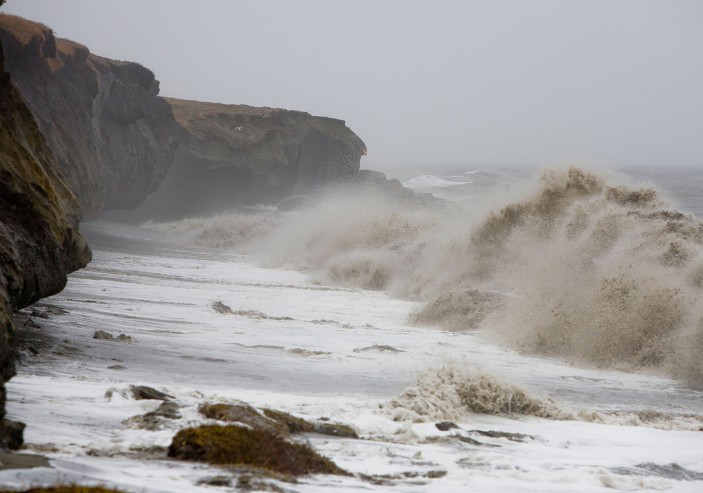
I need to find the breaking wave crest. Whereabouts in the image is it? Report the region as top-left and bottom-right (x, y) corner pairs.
(144, 167), (703, 385)
(382, 366), (571, 422)
(382, 365), (703, 431)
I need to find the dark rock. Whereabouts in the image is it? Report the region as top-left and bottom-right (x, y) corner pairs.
(0, 14), (178, 218)
(312, 422), (358, 438)
(197, 475), (232, 487)
(262, 408), (358, 438)
(125, 401), (181, 431)
(0, 28), (90, 451)
(0, 420), (24, 450)
(232, 310), (293, 321)
(361, 469), (448, 484)
(168, 424), (347, 476)
(129, 385), (173, 401)
(93, 330), (132, 343)
(262, 409), (315, 434)
(612, 462), (703, 481)
(29, 309), (49, 319)
(107, 365), (126, 370)
(468, 429), (532, 442)
(151, 401), (181, 419)
(211, 301), (233, 314)
(353, 344), (404, 353)
(435, 421), (459, 431)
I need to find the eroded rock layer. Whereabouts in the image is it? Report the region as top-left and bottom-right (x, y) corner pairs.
(0, 14), (178, 218)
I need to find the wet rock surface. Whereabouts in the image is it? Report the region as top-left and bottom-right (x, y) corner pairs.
(92, 331), (132, 343)
(125, 402), (181, 431)
(199, 402), (290, 437)
(128, 386), (173, 401)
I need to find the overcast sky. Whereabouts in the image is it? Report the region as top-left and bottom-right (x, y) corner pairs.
(3, 0), (702, 170)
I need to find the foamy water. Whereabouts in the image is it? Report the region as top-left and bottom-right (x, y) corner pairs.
(3, 166), (703, 492)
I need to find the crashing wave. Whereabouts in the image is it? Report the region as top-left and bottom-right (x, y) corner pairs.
(145, 167), (703, 385)
(382, 366), (572, 422)
(381, 365), (703, 431)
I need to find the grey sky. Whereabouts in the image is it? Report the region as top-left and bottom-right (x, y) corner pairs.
(3, 0), (702, 170)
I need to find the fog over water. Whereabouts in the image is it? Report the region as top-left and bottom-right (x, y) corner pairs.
(4, 0), (703, 170)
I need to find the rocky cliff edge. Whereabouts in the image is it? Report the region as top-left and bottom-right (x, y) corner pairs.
(0, 31), (91, 450)
(0, 14), (178, 219)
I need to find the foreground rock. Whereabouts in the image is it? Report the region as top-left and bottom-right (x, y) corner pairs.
(168, 425), (347, 476)
(0, 30), (90, 449)
(0, 14), (178, 218)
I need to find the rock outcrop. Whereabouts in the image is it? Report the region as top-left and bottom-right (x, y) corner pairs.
(0, 32), (91, 449)
(0, 14), (178, 218)
(124, 98), (368, 219)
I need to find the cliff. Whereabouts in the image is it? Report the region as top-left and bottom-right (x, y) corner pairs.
(0, 33), (91, 449)
(1, 14), (428, 222)
(0, 14), (178, 218)
(125, 98), (368, 219)
(122, 98), (433, 220)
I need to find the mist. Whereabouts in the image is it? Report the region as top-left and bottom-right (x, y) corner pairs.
(4, 0), (702, 170)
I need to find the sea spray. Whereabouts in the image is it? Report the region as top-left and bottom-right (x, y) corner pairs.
(144, 167), (703, 385)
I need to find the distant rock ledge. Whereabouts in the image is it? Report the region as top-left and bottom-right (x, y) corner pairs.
(125, 97), (369, 220)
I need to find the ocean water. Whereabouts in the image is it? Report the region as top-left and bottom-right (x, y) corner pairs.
(2, 165), (703, 492)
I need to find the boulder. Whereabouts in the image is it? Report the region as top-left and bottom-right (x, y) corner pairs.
(168, 424), (346, 475)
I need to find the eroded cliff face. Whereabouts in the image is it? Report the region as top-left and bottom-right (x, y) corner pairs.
(124, 98), (368, 219)
(0, 34), (91, 449)
(0, 14), (178, 218)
